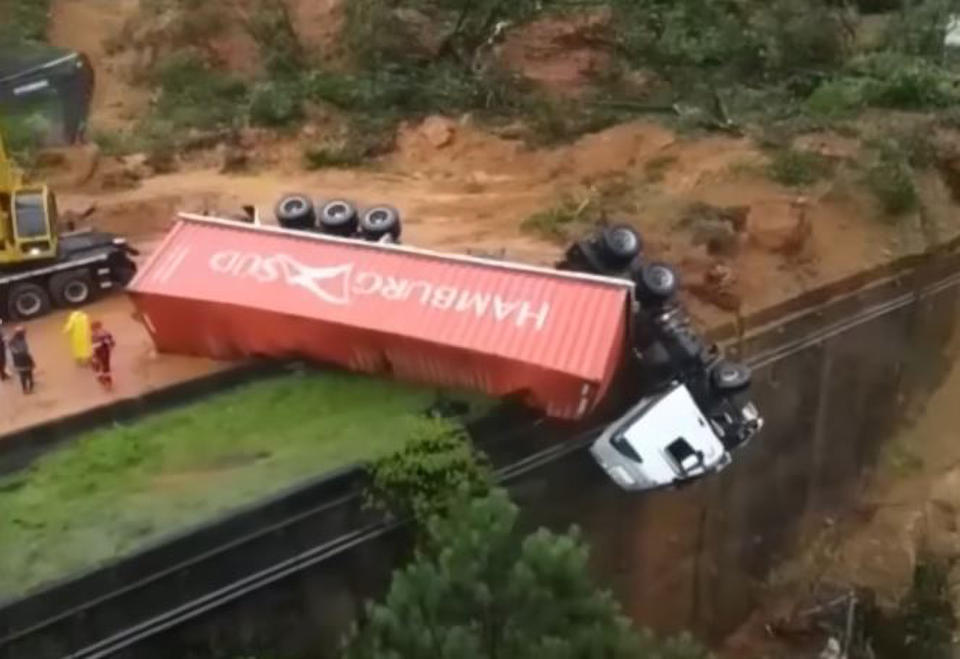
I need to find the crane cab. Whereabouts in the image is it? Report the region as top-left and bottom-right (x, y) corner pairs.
(0, 185), (58, 265)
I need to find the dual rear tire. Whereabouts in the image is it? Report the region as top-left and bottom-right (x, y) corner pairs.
(275, 194), (402, 242)
(7, 270), (94, 320)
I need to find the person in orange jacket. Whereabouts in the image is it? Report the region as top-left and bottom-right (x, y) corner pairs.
(91, 320), (116, 390)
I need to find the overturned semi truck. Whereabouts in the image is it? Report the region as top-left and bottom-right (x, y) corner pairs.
(128, 214), (762, 491)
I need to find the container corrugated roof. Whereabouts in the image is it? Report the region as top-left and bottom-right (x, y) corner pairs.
(130, 216), (634, 417)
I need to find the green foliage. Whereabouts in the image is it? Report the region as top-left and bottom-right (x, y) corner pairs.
(0, 372), (485, 598)
(761, 0), (849, 72)
(345, 489), (712, 659)
(609, 0), (764, 76)
(0, 112), (50, 165)
(866, 560), (957, 659)
(0, 0), (53, 45)
(521, 197), (589, 242)
(151, 53), (249, 131)
(892, 122), (939, 169)
(345, 0), (551, 68)
(303, 144), (365, 169)
(91, 129), (130, 157)
(807, 78), (870, 118)
(246, 0), (304, 76)
(766, 148), (833, 186)
(365, 423), (492, 528)
(522, 94), (632, 146)
(92, 126), (177, 158)
(855, 0), (902, 12)
(303, 113), (398, 168)
(865, 145), (919, 217)
(248, 80), (304, 127)
(805, 52), (960, 120)
(305, 64), (525, 121)
(849, 53), (958, 110)
(881, 0), (956, 58)
(602, 0), (959, 130)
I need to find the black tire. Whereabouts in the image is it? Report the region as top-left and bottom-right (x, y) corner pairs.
(318, 200), (359, 237)
(8, 283), (51, 320)
(710, 360), (752, 394)
(634, 262), (679, 306)
(359, 205), (402, 241)
(275, 194), (315, 230)
(557, 241), (607, 275)
(599, 225), (642, 269)
(50, 270), (95, 307)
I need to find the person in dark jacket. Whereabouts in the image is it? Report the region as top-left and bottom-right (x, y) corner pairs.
(9, 327), (35, 394)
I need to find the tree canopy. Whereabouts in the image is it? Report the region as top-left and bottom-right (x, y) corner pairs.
(345, 488), (710, 659)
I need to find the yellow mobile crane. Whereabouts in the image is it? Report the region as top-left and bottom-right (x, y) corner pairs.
(0, 130), (137, 319)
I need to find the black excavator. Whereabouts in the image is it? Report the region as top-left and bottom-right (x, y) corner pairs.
(0, 44), (94, 144)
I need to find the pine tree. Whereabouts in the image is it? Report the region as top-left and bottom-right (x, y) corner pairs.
(345, 488), (710, 659)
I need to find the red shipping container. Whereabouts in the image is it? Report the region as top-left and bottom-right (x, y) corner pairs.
(127, 216), (634, 419)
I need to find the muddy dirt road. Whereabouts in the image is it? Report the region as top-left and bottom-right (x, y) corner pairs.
(59, 120), (946, 322)
(0, 293), (225, 437)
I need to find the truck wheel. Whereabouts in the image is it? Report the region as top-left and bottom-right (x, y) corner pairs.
(710, 360), (752, 394)
(318, 200), (359, 237)
(275, 194), (315, 230)
(9, 283), (51, 320)
(599, 225), (642, 269)
(50, 270), (94, 307)
(359, 205), (401, 241)
(634, 262), (678, 306)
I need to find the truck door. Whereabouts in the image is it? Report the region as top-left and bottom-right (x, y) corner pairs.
(11, 189), (55, 259)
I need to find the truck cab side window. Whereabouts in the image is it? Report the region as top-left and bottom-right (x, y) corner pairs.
(13, 192), (48, 239)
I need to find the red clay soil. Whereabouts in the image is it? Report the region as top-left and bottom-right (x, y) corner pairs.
(498, 9), (614, 98)
(47, 0), (151, 130)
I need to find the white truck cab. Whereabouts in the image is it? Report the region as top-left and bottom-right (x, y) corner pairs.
(587, 256), (764, 492)
(590, 380), (762, 491)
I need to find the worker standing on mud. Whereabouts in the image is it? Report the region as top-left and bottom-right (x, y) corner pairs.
(91, 321), (116, 390)
(63, 309), (92, 367)
(0, 320), (9, 382)
(9, 327), (35, 394)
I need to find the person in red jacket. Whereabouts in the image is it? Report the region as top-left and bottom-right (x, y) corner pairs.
(91, 320), (116, 390)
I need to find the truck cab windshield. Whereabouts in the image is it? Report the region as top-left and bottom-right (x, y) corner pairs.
(14, 192), (47, 238)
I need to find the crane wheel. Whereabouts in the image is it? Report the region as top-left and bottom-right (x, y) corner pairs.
(50, 270), (94, 307)
(8, 283), (51, 320)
